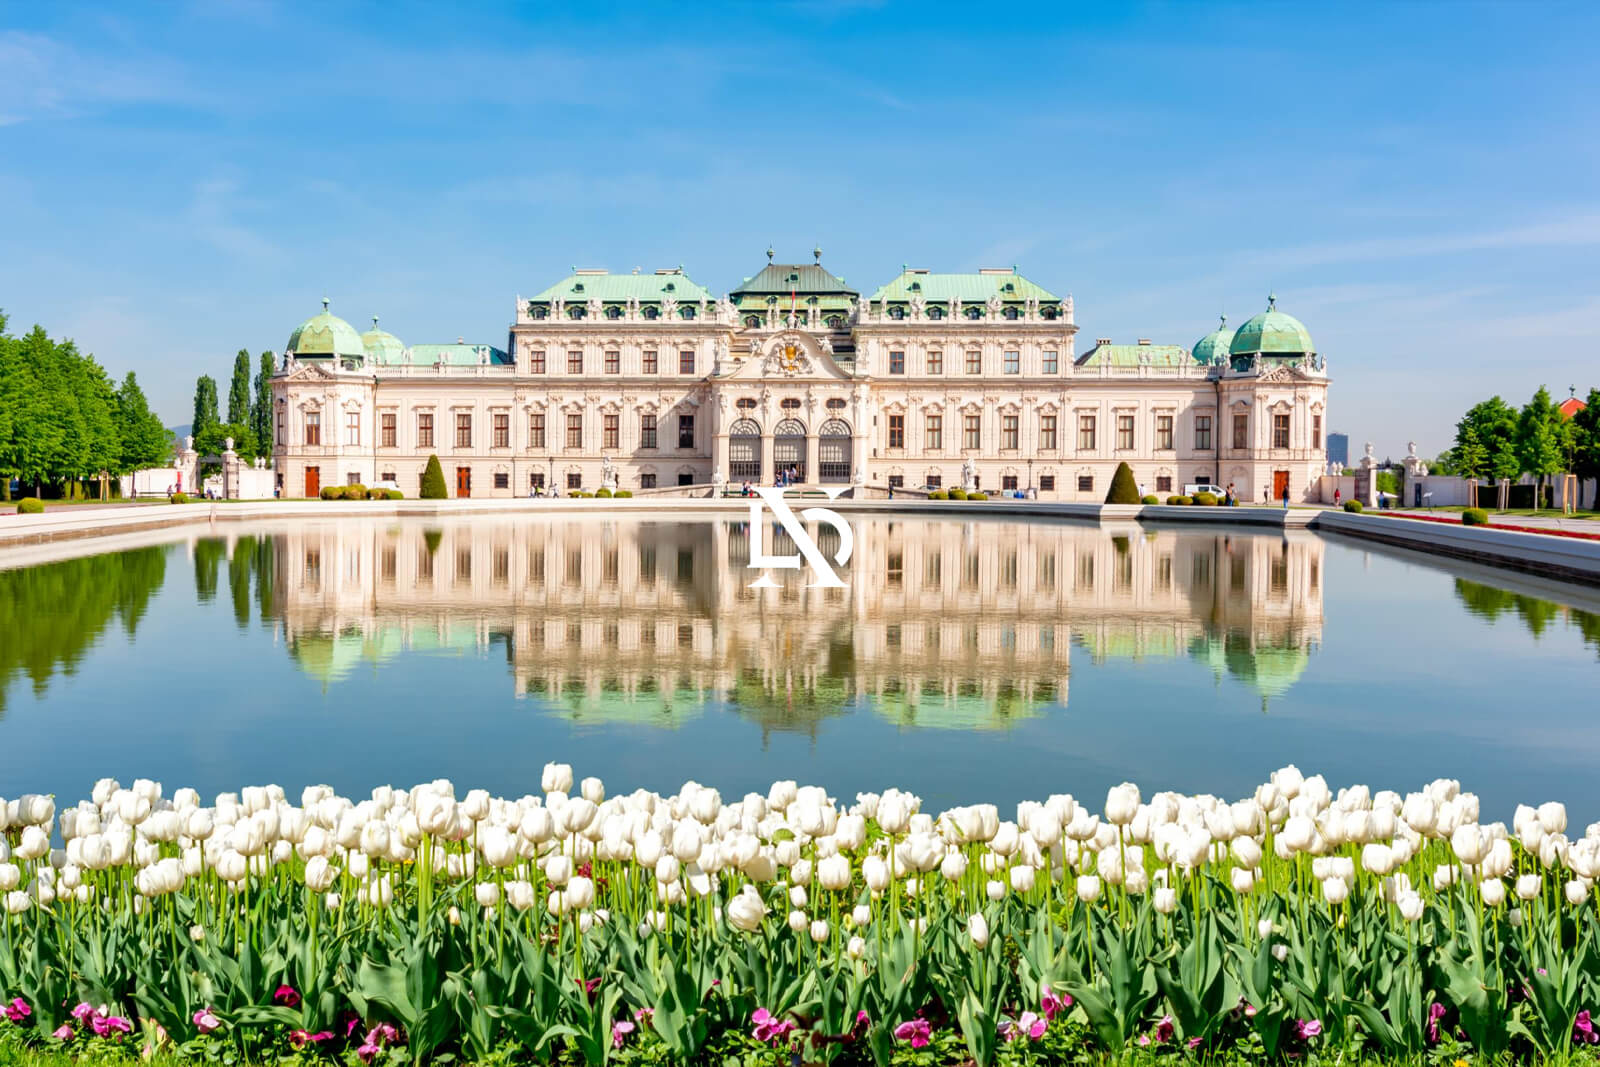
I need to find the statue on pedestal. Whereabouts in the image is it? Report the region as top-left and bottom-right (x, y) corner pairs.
(601, 455), (618, 491)
(961, 456), (977, 491)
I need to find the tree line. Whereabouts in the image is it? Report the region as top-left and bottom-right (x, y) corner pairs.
(0, 310), (170, 500)
(189, 348), (275, 463)
(1438, 386), (1600, 508)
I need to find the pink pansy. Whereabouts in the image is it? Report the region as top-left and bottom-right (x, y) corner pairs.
(70, 1003), (98, 1022)
(273, 985), (301, 1008)
(1154, 1015), (1175, 1043)
(1138, 1034), (1152, 1047)
(1427, 1002), (1448, 1044)
(1294, 1018), (1323, 1041)
(1575, 1011), (1599, 1045)
(1020, 1012), (1047, 1041)
(634, 1007), (654, 1021)
(894, 1018), (932, 1049)
(751, 1008), (796, 1045)
(1040, 991), (1072, 1021)
(612, 1020), (636, 1049)
(289, 1030), (334, 1049)
(4, 998), (30, 1023)
(357, 1043), (381, 1064)
(53, 1024), (74, 1041)
(365, 1023), (401, 1047)
(192, 1008), (221, 1035)
(92, 1015), (133, 1037)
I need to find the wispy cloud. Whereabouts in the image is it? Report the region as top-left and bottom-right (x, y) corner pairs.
(0, 30), (185, 125)
(186, 178), (282, 262)
(1248, 211), (1600, 270)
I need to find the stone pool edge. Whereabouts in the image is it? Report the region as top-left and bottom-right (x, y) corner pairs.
(3, 499), (1598, 585)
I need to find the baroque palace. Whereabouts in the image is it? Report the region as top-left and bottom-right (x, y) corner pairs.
(271, 250), (1329, 500)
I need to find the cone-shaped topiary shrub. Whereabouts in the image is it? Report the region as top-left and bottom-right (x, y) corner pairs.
(1105, 462), (1141, 504)
(420, 455), (448, 499)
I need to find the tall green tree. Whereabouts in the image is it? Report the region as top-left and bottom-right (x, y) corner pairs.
(192, 375), (220, 442)
(115, 372), (170, 470)
(1568, 389), (1600, 510)
(1515, 386), (1565, 511)
(1455, 397), (1519, 483)
(251, 351), (275, 452)
(226, 349), (253, 426)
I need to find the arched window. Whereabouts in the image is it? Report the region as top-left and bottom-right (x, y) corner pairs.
(964, 306), (982, 320)
(679, 306), (696, 320)
(744, 315), (762, 327)
(567, 305), (586, 320)
(530, 304), (548, 320)
(773, 419), (807, 480)
(728, 419), (762, 481)
(927, 306), (944, 319)
(604, 306), (622, 319)
(825, 315), (844, 328)
(1003, 307), (1019, 320)
(819, 419), (852, 483)
(643, 306), (659, 320)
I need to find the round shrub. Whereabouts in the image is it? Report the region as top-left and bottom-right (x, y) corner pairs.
(1165, 495), (1185, 506)
(1193, 492), (1219, 506)
(928, 489), (948, 500)
(1342, 499), (1364, 513)
(1141, 494), (1160, 505)
(378, 489), (402, 500)
(319, 486), (341, 501)
(948, 488), (968, 501)
(1462, 507), (1490, 526)
(615, 490), (632, 498)
(596, 487), (613, 498)
(967, 491), (988, 501)
(572, 490), (592, 498)
(169, 492), (189, 505)
(16, 497), (44, 514)
(344, 484), (368, 501)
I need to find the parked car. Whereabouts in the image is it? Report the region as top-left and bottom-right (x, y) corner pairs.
(1184, 483), (1225, 497)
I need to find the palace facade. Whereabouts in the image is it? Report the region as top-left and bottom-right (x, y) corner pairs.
(270, 252), (1329, 500)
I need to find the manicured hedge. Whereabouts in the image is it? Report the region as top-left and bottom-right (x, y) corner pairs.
(1462, 507), (1490, 526)
(1193, 492), (1219, 506)
(949, 488), (968, 500)
(1166, 495), (1191, 506)
(596, 488), (613, 498)
(169, 493), (189, 505)
(967, 491), (988, 501)
(615, 490), (632, 498)
(1141, 494), (1160, 505)
(16, 497), (44, 514)
(1104, 462), (1140, 504)
(1343, 499), (1364, 512)
(319, 486), (341, 501)
(928, 489), (949, 500)
(420, 455), (448, 500)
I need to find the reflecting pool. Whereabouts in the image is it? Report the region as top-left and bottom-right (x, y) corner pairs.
(2, 515), (1598, 818)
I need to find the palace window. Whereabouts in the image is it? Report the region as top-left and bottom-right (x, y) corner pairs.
(530, 350), (545, 374)
(1004, 350), (1019, 375)
(604, 306), (621, 320)
(1003, 307), (1019, 321)
(926, 474), (942, 488)
(417, 412), (433, 449)
(1273, 413), (1290, 449)
(603, 414), (619, 449)
(679, 306), (696, 320)
(455, 413), (472, 449)
(640, 414), (657, 449)
(1117, 415), (1135, 450)
(1039, 475), (1056, 491)
(1312, 414), (1323, 449)
(643, 350), (658, 374)
(304, 411), (321, 446)
(889, 306), (904, 320)
(1003, 475), (1019, 490)
(493, 413), (509, 448)
(1156, 474), (1173, 493)
(1002, 415), (1019, 449)
(1195, 415), (1212, 451)
(643, 306), (659, 320)
(494, 472), (510, 489)
(530, 413), (545, 449)
(530, 472), (545, 491)
(888, 414), (904, 448)
(963, 414), (981, 449)
(678, 472), (694, 485)
(965, 306), (982, 320)
(1078, 415), (1096, 451)
(1078, 475), (1094, 492)
(567, 350), (583, 374)
(744, 315), (761, 327)
(1156, 415), (1173, 450)
(927, 350), (943, 374)
(781, 398), (800, 413)
(565, 413), (582, 449)
(605, 350), (620, 374)
(678, 414), (695, 449)
(567, 306), (585, 320)
(276, 408), (284, 446)
(888, 475), (904, 489)
(567, 473), (582, 489)
(927, 306), (944, 320)
(1233, 413), (1249, 450)
(965, 350), (981, 374)
(381, 413), (396, 448)
(1043, 350), (1058, 374)
(677, 350), (694, 374)
(889, 350), (905, 375)
(640, 473), (656, 489)
(925, 415), (942, 450)
(1039, 415), (1057, 450)
(737, 397), (757, 412)
(345, 412), (360, 446)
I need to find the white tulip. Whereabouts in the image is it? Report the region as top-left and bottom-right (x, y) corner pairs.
(567, 875), (595, 911)
(581, 777), (606, 805)
(862, 855), (890, 893)
(541, 763), (573, 794)
(1538, 802), (1567, 835)
(1104, 783), (1140, 826)
(1153, 887), (1178, 914)
(475, 882), (499, 909)
(727, 889), (767, 933)
(1321, 878), (1349, 905)
(546, 854), (573, 886)
(851, 903), (872, 927)
(940, 852), (968, 882)
(1076, 875), (1102, 903)
(847, 935), (866, 959)
(653, 855), (679, 886)
(788, 884), (808, 908)
(809, 918), (830, 943)
(787, 909), (807, 933)
(1010, 864), (1037, 894)
(1480, 879), (1507, 907)
(1566, 880), (1589, 907)
(0, 864), (18, 891)
(1231, 867), (1256, 894)
(986, 879), (1007, 901)
(304, 856), (339, 892)
(1515, 873), (1541, 901)
(817, 855), (851, 892)
(1231, 837), (1263, 870)
(967, 912), (989, 949)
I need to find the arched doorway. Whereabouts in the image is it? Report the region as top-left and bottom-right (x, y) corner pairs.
(819, 419), (851, 483)
(774, 419), (806, 481)
(728, 419), (761, 481)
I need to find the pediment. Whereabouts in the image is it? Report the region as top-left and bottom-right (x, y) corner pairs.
(283, 361), (339, 383)
(728, 331), (853, 382)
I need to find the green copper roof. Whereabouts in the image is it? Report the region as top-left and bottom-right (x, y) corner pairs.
(1190, 315), (1235, 366)
(1075, 342), (1195, 368)
(286, 298), (365, 359)
(870, 269), (1057, 304)
(531, 269), (712, 305)
(360, 317), (407, 365)
(732, 263), (858, 299)
(1229, 295), (1315, 356)
(403, 343), (512, 367)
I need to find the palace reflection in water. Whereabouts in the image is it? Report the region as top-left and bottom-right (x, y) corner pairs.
(265, 517), (1325, 730)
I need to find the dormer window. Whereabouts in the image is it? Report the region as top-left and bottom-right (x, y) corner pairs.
(568, 305), (586, 320)
(1003, 307), (1019, 320)
(573, 283), (585, 293)
(909, 281), (921, 292)
(679, 306), (695, 320)
(605, 306), (622, 319)
(927, 306), (944, 319)
(1002, 282), (1015, 293)
(1040, 307), (1056, 320)
(889, 306), (904, 320)
(531, 305), (548, 320)
(744, 315), (762, 327)
(643, 306), (659, 320)
(964, 306), (982, 320)
(825, 315), (843, 328)
(663, 282), (675, 293)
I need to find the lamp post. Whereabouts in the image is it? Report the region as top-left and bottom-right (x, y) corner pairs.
(1027, 457), (1033, 495)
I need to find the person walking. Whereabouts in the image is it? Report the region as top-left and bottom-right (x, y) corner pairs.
(1282, 483), (1290, 509)
(1333, 487), (1340, 506)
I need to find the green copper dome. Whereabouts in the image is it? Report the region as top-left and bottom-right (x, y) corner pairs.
(286, 298), (366, 360)
(1228, 294), (1314, 356)
(1191, 315), (1236, 366)
(360, 316), (407, 365)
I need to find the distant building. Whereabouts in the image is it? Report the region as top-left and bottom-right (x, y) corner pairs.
(1327, 432), (1349, 468)
(1559, 396), (1587, 420)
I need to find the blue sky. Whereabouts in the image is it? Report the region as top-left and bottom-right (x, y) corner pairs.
(2, 0), (1596, 457)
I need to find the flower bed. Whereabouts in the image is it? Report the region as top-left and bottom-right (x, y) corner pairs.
(4, 766), (1600, 1064)
(1372, 511), (1600, 542)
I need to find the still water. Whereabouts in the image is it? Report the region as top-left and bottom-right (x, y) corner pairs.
(2, 515), (1598, 820)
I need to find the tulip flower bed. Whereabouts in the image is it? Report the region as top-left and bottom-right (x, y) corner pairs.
(5, 767), (1600, 1066)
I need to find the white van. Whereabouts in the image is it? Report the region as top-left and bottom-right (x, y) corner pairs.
(1183, 483), (1225, 497)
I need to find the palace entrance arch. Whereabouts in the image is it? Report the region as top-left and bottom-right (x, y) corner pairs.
(773, 419), (806, 481)
(728, 420), (762, 481)
(819, 419), (852, 483)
